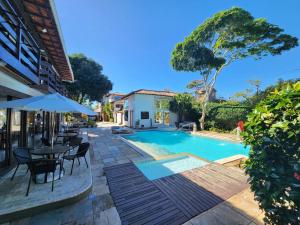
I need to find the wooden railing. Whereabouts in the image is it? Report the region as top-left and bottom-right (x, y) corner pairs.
(40, 61), (66, 94)
(0, 0), (65, 94)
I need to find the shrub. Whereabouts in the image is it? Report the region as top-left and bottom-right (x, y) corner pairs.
(103, 103), (113, 121)
(242, 82), (300, 224)
(206, 102), (250, 131)
(169, 93), (194, 123)
(87, 119), (96, 127)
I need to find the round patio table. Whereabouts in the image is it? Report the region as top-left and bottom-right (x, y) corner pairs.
(30, 145), (70, 183)
(31, 145), (70, 157)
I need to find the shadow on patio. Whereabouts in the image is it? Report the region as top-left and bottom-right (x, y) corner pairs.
(0, 152), (92, 223)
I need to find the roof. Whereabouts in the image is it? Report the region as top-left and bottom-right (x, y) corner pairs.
(22, 0), (74, 81)
(105, 93), (126, 97)
(122, 89), (177, 99)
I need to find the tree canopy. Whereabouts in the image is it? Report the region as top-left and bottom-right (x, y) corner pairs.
(171, 7), (298, 72)
(65, 54), (113, 103)
(171, 7), (298, 130)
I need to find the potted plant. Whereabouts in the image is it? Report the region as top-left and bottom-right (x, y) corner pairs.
(135, 120), (140, 129)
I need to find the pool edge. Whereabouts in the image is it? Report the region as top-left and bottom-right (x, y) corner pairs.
(119, 133), (248, 166)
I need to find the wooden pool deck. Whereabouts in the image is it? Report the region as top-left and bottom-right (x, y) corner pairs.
(104, 162), (249, 225)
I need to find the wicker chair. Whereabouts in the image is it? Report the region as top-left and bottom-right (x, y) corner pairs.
(11, 147), (32, 180)
(63, 142), (90, 175)
(26, 158), (62, 196)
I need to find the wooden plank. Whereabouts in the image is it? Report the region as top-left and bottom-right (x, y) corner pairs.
(153, 178), (196, 218)
(104, 162), (248, 225)
(153, 175), (223, 218)
(165, 175), (223, 207)
(104, 163), (187, 225)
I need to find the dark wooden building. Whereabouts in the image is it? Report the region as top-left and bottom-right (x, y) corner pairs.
(0, 0), (74, 173)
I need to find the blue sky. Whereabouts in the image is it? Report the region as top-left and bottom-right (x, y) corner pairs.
(55, 0), (300, 99)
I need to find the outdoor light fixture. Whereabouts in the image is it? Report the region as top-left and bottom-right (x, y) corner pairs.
(41, 28), (47, 33)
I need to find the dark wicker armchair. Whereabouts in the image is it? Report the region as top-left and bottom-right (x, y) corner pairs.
(11, 147), (32, 180)
(26, 158), (62, 196)
(63, 142), (90, 175)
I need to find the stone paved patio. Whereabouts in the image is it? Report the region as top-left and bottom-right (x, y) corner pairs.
(1, 123), (264, 225)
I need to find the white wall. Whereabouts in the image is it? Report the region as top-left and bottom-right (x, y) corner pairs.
(122, 94), (177, 128)
(116, 112), (122, 124)
(123, 95), (135, 127)
(133, 94), (155, 128)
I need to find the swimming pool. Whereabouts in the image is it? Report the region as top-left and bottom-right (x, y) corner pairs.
(124, 130), (249, 161)
(135, 155), (208, 180)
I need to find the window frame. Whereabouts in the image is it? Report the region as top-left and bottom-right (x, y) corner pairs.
(140, 111), (149, 120)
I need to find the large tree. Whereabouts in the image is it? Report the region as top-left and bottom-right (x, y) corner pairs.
(65, 54), (113, 103)
(171, 7), (298, 130)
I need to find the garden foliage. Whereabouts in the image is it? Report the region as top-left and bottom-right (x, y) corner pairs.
(243, 82), (300, 224)
(205, 102), (250, 131)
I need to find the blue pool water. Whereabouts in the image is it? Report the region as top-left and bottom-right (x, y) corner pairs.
(135, 155), (208, 180)
(124, 130), (249, 161)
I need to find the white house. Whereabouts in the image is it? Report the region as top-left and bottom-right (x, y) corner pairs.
(100, 93), (125, 121)
(121, 89), (177, 128)
(102, 93), (125, 104)
(112, 99), (124, 124)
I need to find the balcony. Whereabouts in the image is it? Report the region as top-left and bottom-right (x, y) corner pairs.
(39, 61), (67, 94)
(0, 0), (65, 94)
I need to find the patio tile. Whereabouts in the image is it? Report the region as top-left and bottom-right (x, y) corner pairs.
(93, 207), (121, 225)
(187, 203), (251, 225)
(224, 188), (264, 222)
(92, 194), (114, 213)
(102, 158), (114, 164)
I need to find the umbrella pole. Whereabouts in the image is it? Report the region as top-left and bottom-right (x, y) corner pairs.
(51, 112), (55, 149)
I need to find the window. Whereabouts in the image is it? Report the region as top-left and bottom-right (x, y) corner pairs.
(0, 108), (7, 166)
(155, 112), (162, 123)
(163, 112), (170, 125)
(155, 98), (170, 110)
(124, 110), (128, 121)
(141, 111), (149, 119)
(124, 100), (128, 109)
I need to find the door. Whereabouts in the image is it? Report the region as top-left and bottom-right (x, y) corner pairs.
(163, 112), (170, 126)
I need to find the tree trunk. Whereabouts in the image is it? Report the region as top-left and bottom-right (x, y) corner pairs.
(199, 110), (205, 130)
(199, 101), (207, 130)
(197, 59), (232, 130)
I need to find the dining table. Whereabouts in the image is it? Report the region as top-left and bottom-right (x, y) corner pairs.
(30, 145), (70, 183)
(30, 145), (70, 157)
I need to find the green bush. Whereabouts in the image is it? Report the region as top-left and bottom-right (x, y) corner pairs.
(87, 119), (96, 127)
(103, 103), (113, 121)
(205, 102), (250, 131)
(242, 82), (300, 224)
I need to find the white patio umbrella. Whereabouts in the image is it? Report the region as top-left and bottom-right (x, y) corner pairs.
(0, 93), (96, 115)
(0, 93), (96, 147)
